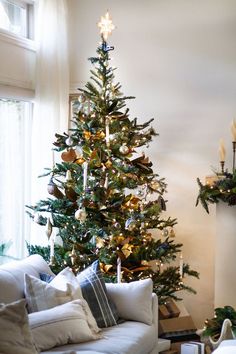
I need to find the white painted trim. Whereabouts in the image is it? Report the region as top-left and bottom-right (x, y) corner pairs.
(0, 74), (34, 91)
(0, 29), (36, 51)
(0, 84), (34, 100)
(70, 82), (86, 94)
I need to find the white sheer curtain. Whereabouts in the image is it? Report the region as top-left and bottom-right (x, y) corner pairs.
(30, 0), (69, 246)
(0, 100), (32, 258)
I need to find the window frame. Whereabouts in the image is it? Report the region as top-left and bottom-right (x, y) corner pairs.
(0, 0), (35, 49)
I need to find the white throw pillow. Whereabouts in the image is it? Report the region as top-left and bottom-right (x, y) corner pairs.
(50, 267), (83, 299)
(24, 273), (73, 313)
(106, 278), (153, 325)
(0, 299), (38, 354)
(24, 267), (84, 313)
(29, 300), (102, 352)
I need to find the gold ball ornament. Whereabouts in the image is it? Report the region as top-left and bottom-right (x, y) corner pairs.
(75, 208), (87, 223)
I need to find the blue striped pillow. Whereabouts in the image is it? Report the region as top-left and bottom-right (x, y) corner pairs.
(76, 260), (119, 328)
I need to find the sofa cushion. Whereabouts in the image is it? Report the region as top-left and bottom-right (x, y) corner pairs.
(0, 299), (38, 354)
(76, 260), (119, 328)
(106, 278), (153, 325)
(29, 300), (102, 352)
(41, 320), (157, 354)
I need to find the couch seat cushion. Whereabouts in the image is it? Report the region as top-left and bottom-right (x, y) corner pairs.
(41, 321), (157, 354)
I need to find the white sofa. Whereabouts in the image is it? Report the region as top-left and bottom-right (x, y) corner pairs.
(0, 255), (160, 354)
(212, 340), (236, 353)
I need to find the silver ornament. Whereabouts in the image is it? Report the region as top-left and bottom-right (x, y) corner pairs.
(66, 136), (73, 146)
(76, 146), (83, 158)
(125, 218), (136, 231)
(66, 170), (72, 181)
(162, 228), (169, 237)
(75, 208), (87, 223)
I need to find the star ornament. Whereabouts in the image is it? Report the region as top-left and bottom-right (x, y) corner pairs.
(98, 11), (115, 41)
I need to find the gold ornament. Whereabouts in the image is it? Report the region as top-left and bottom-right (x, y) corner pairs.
(61, 148), (77, 162)
(45, 217), (53, 239)
(119, 143), (129, 155)
(121, 243), (133, 258)
(75, 157), (85, 165)
(122, 195), (140, 211)
(105, 159), (112, 168)
(98, 11), (115, 41)
(83, 131), (91, 140)
(96, 237), (105, 248)
(150, 180), (160, 191)
(95, 131), (105, 140)
(169, 228), (175, 238)
(100, 262), (113, 273)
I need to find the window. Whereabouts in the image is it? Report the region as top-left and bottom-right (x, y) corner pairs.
(0, 0), (34, 39)
(0, 98), (33, 259)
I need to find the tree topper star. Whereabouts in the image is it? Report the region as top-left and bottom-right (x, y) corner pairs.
(98, 11), (115, 41)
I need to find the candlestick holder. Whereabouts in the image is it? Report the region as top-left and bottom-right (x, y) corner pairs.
(232, 141), (236, 172)
(220, 161), (225, 174)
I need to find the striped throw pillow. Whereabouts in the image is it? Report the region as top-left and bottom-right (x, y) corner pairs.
(77, 260), (119, 328)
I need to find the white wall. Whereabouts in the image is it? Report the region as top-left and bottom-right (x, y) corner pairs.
(0, 32), (35, 97)
(67, 0), (236, 327)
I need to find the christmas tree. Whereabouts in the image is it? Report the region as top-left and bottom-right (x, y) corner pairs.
(27, 12), (198, 303)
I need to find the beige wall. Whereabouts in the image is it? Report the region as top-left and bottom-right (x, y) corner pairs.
(67, 0), (236, 327)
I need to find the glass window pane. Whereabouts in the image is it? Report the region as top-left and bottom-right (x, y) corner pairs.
(0, 0), (27, 37)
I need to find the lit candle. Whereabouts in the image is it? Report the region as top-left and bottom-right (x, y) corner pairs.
(117, 257), (121, 283)
(104, 173), (109, 189)
(105, 117), (110, 147)
(231, 120), (236, 142)
(179, 253), (183, 278)
(83, 161), (88, 190)
(50, 234), (54, 258)
(219, 139), (226, 162)
(52, 150), (55, 167)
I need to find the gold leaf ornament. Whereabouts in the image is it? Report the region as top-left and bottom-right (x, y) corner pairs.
(100, 262), (113, 273)
(83, 131), (92, 140)
(121, 243), (133, 258)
